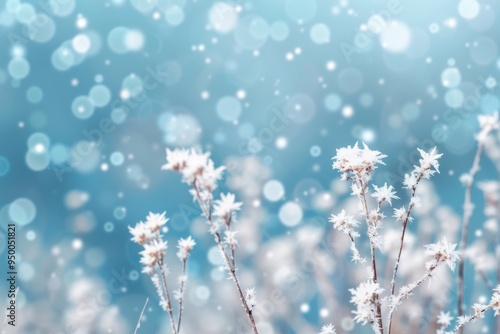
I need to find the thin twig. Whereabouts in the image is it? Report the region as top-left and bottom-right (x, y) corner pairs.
(458, 143), (485, 329)
(193, 182), (260, 334)
(388, 263), (438, 334)
(477, 268), (494, 290)
(390, 172), (423, 296)
(134, 297), (149, 334)
(176, 259), (187, 332)
(358, 178), (384, 334)
(453, 304), (493, 333)
(347, 232), (370, 274)
(158, 262), (178, 334)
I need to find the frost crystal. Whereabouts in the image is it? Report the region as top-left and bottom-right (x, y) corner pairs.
(245, 287), (256, 311)
(332, 142), (386, 180)
(437, 311), (452, 327)
(223, 230), (239, 247)
(424, 237), (460, 271)
(161, 148), (225, 194)
(319, 323), (336, 334)
(329, 209), (360, 236)
(145, 211), (168, 233)
(213, 192), (243, 222)
(176, 236), (196, 261)
(371, 183), (399, 206)
(477, 111), (499, 143)
(492, 285), (500, 316)
(349, 281), (384, 326)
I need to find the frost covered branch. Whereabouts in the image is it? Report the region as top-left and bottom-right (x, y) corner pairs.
(457, 112), (499, 326)
(452, 285), (500, 333)
(387, 237), (459, 334)
(134, 297), (149, 334)
(390, 147), (442, 297)
(329, 143), (453, 334)
(332, 142), (387, 333)
(129, 212), (195, 334)
(162, 148), (260, 334)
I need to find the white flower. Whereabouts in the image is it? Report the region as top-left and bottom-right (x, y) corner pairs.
(161, 148), (190, 171)
(176, 236), (196, 261)
(492, 285), (500, 316)
(223, 230), (239, 247)
(245, 287), (256, 311)
(319, 323), (336, 334)
(349, 281), (384, 325)
(437, 311), (452, 327)
(139, 239), (168, 271)
(162, 148), (225, 191)
(368, 209), (385, 224)
(477, 112), (499, 143)
(410, 196), (421, 208)
(403, 147), (443, 191)
(129, 221), (153, 245)
(332, 142), (386, 178)
(403, 172), (418, 190)
(472, 303), (488, 319)
(371, 183), (399, 206)
(393, 206), (410, 223)
(184, 149), (212, 179)
(329, 210), (360, 237)
(424, 237), (460, 271)
(213, 193), (243, 221)
(173, 289), (183, 301)
(145, 211), (168, 233)
(418, 147), (443, 175)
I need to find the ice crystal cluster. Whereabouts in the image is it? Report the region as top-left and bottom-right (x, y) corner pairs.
(129, 212), (195, 334)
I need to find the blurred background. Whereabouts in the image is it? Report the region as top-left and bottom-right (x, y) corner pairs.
(0, 0), (499, 333)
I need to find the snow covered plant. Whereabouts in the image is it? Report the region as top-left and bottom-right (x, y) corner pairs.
(434, 285), (500, 334)
(457, 112), (499, 327)
(328, 142), (461, 334)
(162, 148), (260, 334)
(129, 212), (196, 334)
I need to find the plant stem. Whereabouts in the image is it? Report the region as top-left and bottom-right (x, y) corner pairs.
(390, 173), (423, 296)
(176, 259), (187, 332)
(347, 232), (370, 274)
(458, 143), (484, 330)
(193, 183), (260, 334)
(358, 179), (384, 334)
(388, 263), (438, 334)
(157, 263), (178, 334)
(134, 297), (149, 334)
(453, 304), (493, 333)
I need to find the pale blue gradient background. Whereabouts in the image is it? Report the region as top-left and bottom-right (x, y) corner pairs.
(0, 0), (499, 333)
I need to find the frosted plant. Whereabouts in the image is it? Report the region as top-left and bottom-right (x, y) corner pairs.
(162, 148), (260, 334)
(452, 285), (500, 333)
(390, 147), (442, 296)
(129, 212), (195, 334)
(350, 280), (384, 331)
(319, 323), (337, 334)
(436, 311), (453, 334)
(387, 237), (460, 333)
(245, 287), (257, 311)
(457, 112), (499, 326)
(328, 143), (454, 334)
(331, 142), (387, 332)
